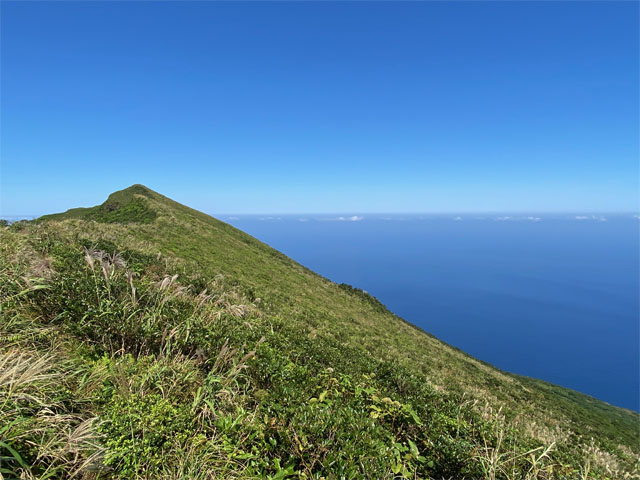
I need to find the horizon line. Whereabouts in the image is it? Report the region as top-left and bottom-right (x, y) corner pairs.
(2, 210), (640, 220)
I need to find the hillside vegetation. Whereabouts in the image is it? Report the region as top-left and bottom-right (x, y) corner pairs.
(1, 185), (638, 479)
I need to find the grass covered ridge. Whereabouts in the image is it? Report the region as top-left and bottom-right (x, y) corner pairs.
(1, 184), (638, 479)
(37, 185), (157, 224)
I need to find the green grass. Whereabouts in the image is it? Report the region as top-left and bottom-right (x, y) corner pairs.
(37, 184), (157, 224)
(0, 184), (637, 479)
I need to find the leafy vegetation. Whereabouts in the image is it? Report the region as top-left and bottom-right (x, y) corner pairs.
(1, 185), (637, 479)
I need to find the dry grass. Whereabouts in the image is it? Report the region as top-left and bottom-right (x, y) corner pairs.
(0, 349), (104, 479)
(473, 404), (559, 480)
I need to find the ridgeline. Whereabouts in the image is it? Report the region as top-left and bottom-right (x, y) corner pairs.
(2, 185), (638, 479)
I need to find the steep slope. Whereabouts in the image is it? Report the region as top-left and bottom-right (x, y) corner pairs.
(2, 184), (637, 479)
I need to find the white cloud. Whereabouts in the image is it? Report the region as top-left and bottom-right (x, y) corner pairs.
(527, 216), (542, 222)
(453, 216), (462, 221)
(318, 215), (365, 222)
(495, 216), (512, 221)
(575, 216), (589, 220)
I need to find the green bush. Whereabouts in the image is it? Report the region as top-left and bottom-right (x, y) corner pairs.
(101, 393), (198, 477)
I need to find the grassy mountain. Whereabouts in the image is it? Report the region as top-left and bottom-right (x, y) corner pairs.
(2, 184), (638, 479)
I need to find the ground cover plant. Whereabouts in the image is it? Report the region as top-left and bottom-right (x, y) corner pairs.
(1, 185), (638, 479)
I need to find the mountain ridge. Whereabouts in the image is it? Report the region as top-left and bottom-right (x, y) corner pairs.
(1, 184), (637, 479)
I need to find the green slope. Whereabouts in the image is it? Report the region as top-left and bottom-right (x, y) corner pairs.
(1, 184), (638, 479)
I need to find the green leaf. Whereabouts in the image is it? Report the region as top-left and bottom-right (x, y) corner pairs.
(408, 439), (419, 458)
(0, 440), (28, 469)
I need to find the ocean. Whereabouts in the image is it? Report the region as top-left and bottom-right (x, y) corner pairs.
(222, 213), (640, 411)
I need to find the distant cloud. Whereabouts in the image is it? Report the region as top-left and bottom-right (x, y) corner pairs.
(493, 215), (541, 222)
(453, 216), (462, 221)
(227, 216), (239, 220)
(259, 216), (282, 221)
(318, 215), (364, 222)
(575, 215), (606, 222)
(489, 215), (545, 222)
(297, 218), (309, 222)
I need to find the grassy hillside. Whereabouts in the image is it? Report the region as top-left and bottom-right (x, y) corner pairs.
(1, 184), (638, 479)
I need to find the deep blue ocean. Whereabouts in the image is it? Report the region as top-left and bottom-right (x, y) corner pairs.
(222, 214), (639, 411)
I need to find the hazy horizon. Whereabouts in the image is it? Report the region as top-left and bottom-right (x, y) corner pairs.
(3, 209), (639, 220)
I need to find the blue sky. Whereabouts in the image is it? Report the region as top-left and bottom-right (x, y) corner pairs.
(1, 1), (638, 216)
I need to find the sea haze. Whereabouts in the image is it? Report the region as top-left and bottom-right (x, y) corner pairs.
(222, 214), (640, 411)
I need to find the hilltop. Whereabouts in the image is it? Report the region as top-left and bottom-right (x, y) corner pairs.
(2, 184), (638, 479)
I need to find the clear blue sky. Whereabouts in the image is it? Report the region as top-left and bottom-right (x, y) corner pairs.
(1, 1), (638, 216)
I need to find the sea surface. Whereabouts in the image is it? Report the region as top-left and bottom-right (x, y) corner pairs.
(221, 213), (640, 411)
